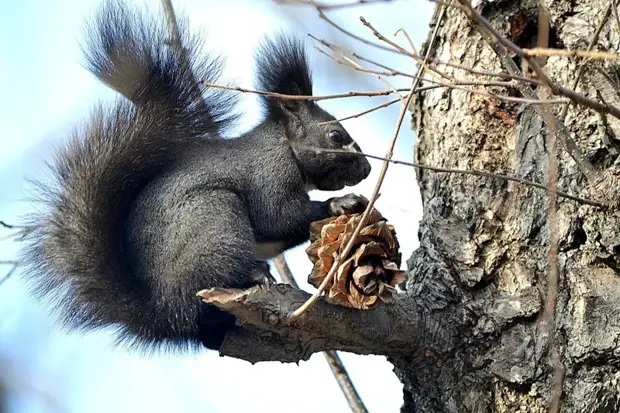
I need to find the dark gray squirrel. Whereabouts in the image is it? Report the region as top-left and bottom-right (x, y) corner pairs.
(19, 0), (372, 352)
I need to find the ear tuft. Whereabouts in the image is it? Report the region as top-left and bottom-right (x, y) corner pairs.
(254, 33), (313, 121)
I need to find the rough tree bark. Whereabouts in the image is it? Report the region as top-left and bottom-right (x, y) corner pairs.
(198, 0), (620, 411)
(399, 0), (620, 411)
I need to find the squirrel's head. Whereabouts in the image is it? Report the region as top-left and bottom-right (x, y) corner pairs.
(256, 34), (372, 191)
(279, 101), (371, 191)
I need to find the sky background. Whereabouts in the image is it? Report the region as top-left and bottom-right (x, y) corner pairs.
(0, 0), (434, 412)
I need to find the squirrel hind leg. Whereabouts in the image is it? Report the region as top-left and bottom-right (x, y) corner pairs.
(247, 261), (276, 287)
(196, 260), (273, 350)
(196, 305), (237, 350)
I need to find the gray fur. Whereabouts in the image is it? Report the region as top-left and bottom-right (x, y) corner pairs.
(19, 0), (371, 352)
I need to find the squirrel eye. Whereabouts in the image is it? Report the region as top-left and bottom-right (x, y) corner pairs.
(328, 130), (343, 141)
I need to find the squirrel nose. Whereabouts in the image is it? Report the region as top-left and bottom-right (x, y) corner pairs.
(362, 160), (371, 178)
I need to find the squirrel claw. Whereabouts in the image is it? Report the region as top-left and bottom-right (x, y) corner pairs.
(328, 193), (370, 216)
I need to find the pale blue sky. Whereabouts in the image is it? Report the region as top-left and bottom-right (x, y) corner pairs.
(0, 1), (434, 412)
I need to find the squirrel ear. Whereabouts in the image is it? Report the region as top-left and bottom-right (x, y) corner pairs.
(273, 97), (302, 115)
(269, 98), (307, 139)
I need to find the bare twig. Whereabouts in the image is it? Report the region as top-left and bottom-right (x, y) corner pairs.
(359, 16), (416, 57)
(429, 57), (544, 84)
(409, 0), (448, 95)
(613, 1), (620, 34)
(208, 75), (565, 110)
(314, 6), (406, 55)
(559, 0), (616, 121)
(203, 83), (409, 101)
(318, 79), (528, 125)
(272, 256), (368, 413)
(278, 0), (394, 10)
(160, 0), (208, 113)
(322, 352), (368, 413)
(537, 5), (565, 410)
(454, 0), (600, 185)
(310, 33), (545, 85)
(316, 42), (558, 105)
(310, 33), (443, 79)
(438, 0), (620, 121)
(319, 97), (402, 124)
(315, 46), (406, 101)
(0, 221), (24, 229)
(0, 260), (18, 287)
(290, 70), (421, 320)
(522, 47), (620, 61)
(161, 0), (182, 46)
(395, 27), (417, 56)
(536, 3), (550, 67)
(538, 85), (563, 412)
(294, 145), (604, 207)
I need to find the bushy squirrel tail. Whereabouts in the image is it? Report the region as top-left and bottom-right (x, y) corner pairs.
(83, 0), (238, 133)
(19, 0), (237, 349)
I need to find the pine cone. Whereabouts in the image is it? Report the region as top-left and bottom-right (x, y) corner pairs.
(305, 208), (407, 310)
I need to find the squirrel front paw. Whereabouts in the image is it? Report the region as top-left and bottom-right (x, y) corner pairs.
(328, 194), (369, 216)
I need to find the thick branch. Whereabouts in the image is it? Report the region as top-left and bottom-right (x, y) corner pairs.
(198, 284), (458, 364)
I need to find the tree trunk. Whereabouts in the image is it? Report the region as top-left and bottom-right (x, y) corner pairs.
(396, 0), (620, 411)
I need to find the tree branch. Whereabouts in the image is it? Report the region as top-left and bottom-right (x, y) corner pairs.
(272, 256), (369, 413)
(197, 284), (458, 363)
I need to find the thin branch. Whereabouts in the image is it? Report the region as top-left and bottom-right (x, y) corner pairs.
(310, 33), (442, 79)
(433, 81), (566, 105)
(209, 78), (553, 108)
(318, 79), (535, 126)
(360, 16), (565, 108)
(160, 0), (209, 113)
(319, 97), (402, 124)
(559, 0), (616, 121)
(538, 84), (563, 413)
(394, 28), (417, 56)
(315, 6), (406, 55)
(294, 145), (604, 207)
(316, 43), (557, 105)
(310, 32), (545, 86)
(161, 0), (182, 46)
(0, 260), (18, 287)
(476, 30), (620, 119)
(203, 83), (409, 101)
(522, 47), (620, 61)
(613, 1), (620, 35)
(272, 256), (368, 413)
(284, 0), (394, 10)
(454, 0), (601, 185)
(322, 352), (369, 413)
(351, 52), (420, 78)
(290, 70), (422, 320)
(315, 46), (406, 102)
(359, 16), (416, 57)
(429, 57), (544, 84)
(318, 79), (527, 125)
(0, 221), (24, 229)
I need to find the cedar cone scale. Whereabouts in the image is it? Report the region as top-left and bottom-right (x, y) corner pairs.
(305, 208), (407, 310)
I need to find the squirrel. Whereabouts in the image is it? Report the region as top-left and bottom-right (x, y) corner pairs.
(18, 0), (372, 352)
